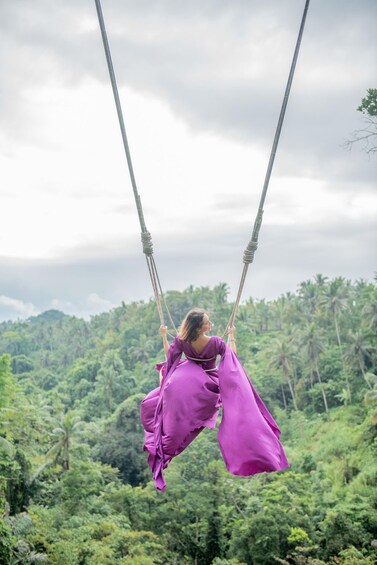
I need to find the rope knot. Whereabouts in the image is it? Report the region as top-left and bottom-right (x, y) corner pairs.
(141, 231), (153, 256)
(243, 240), (258, 264)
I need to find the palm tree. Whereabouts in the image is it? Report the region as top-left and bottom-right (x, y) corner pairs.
(364, 373), (377, 424)
(345, 330), (375, 389)
(314, 273), (328, 288)
(301, 323), (328, 412)
(298, 280), (320, 322)
(213, 282), (230, 306)
(129, 334), (156, 372)
(270, 298), (287, 331)
(46, 412), (82, 472)
(12, 540), (48, 564)
(320, 278), (349, 346)
(254, 299), (271, 332)
(362, 292), (377, 331)
(97, 351), (126, 411)
(269, 337), (298, 410)
(320, 277), (351, 399)
(237, 301), (259, 333)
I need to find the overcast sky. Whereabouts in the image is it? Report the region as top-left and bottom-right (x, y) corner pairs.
(0, 0), (376, 322)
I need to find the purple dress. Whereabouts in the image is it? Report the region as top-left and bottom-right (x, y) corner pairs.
(140, 336), (289, 490)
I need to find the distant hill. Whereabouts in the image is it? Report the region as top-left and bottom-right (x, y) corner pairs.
(28, 309), (68, 323)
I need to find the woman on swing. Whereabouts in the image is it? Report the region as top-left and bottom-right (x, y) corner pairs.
(140, 308), (289, 491)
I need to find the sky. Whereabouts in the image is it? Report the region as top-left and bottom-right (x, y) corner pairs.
(0, 0), (376, 322)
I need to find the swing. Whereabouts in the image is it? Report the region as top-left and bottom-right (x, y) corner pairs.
(94, 0), (311, 335)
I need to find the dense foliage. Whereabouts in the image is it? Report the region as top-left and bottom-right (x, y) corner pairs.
(0, 276), (376, 564)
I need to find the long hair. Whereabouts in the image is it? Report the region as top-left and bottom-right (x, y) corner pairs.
(179, 308), (206, 342)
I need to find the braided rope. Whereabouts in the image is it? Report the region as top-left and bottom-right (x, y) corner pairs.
(145, 256), (165, 325)
(224, 0), (311, 334)
(141, 231), (153, 256)
(95, 0), (178, 330)
(151, 256), (179, 335)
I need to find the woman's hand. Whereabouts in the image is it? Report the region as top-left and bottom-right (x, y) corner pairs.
(160, 325), (169, 358)
(227, 326), (237, 353)
(228, 325), (236, 337)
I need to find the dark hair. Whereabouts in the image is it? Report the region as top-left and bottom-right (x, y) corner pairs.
(179, 308), (206, 342)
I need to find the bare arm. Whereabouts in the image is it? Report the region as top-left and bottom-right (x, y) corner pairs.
(159, 325), (169, 359)
(227, 325), (237, 353)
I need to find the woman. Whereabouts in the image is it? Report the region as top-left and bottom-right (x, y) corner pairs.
(140, 308), (289, 491)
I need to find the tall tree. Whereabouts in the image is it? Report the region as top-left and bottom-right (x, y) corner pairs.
(254, 299), (271, 332)
(204, 462), (223, 564)
(301, 323), (328, 412)
(364, 373), (377, 424)
(314, 273), (328, 288)
(269, 337), (298, 410)
(345, 330), (375, 389)
(96, 351), (127, 412)
(93, 394), (147, 486)
(128, 334), (156, 372)
(46, 412), (82, 472)
(362, 290), (377, 331)
(0, 354), (18, 454)
(298, 280), (320, 322)
(0, 355), (14, 410)
(213, 282), (230, 307)
(320, 277), (351, 399)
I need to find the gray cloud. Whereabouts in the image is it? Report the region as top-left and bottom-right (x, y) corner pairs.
(1, 0), (376, 185)
(0, 294), (39, 320)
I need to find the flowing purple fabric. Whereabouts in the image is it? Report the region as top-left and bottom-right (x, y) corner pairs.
(140, 336), (289, 490)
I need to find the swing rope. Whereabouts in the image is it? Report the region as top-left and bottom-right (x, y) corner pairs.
(224, 0), (310, 338)
(94, 0), (177, 334)
(94, 0), (310, 337)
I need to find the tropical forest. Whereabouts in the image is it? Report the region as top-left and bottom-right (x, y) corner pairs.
(0, 275), (376, 565)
